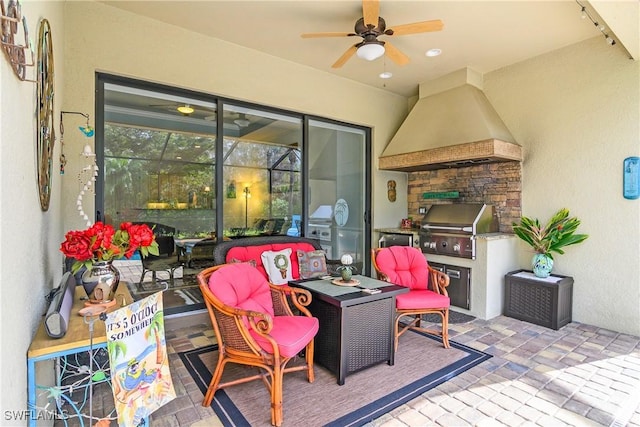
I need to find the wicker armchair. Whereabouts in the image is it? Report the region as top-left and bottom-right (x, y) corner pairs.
(371, 246), (451, 349)
(197, 263), (319, 426)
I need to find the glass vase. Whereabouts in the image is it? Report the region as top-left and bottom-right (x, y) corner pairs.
(81, 260), (120, 302)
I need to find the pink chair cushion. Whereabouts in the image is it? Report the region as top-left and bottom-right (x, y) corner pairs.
(375, 246), (429, 290)
(208, 263), (275, 317)
(396, 289), (450, 310)
(250, 316), (319, 358)
(209, 263), (319, 357)
(226, 242), (317, 280)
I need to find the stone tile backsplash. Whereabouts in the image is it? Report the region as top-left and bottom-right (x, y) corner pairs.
(408, 161), (522, 232)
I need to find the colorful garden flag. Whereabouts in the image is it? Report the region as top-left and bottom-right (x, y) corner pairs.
(105, 292), (176, 426)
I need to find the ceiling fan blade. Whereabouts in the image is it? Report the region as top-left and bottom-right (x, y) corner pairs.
(384, 41), (410, 66)
(362, 0), (380, 28)
(301, 32), (354, 38)
(332, 45), (358, 68)
(388, 19), (444, 36)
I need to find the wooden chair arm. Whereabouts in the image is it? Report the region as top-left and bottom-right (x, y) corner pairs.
(428, 266), (450, 296)
(215, 302), (274, 333)
(269, 284), (314, 317)
(374, 271), (391, 283)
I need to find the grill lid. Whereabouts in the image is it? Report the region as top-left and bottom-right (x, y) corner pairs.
(422, 203), (498, 234)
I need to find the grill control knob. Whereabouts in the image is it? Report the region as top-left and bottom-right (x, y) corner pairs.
(453, 243), (461, 252)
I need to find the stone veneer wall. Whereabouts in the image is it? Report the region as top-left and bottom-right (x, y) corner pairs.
(408, 161), (522, 232)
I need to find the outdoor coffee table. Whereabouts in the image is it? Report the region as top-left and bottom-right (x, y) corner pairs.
(289, 275), (408, 385)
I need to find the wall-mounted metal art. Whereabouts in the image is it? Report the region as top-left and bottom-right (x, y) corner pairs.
(36, 18), (54, 211)
(0, 0), (34, 81)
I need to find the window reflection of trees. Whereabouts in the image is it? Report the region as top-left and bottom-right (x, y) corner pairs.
(104, 124), (301, 237)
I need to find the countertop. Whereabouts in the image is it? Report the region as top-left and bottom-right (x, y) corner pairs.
(375, 228), (421, 234)
(375, 228), (515, 241)
(476, 232), (516, 240)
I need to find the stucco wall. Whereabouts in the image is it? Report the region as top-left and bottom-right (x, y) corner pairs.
(484, 37), (640, 335)
(60, 1), (408, 235)
(0, 1), (65, 423)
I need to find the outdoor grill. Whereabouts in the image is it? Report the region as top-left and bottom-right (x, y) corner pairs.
(420, 203), (498, 259)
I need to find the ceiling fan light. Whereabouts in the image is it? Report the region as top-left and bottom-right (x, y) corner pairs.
(177, 104), (195, 115)
(426, 48), (442, 57)
(356, 43), (385, 61)
(234, 118), (250, 128)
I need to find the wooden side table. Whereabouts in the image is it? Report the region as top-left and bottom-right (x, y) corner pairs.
(27, 283), (137, 426)
(504, 269), (573, 330)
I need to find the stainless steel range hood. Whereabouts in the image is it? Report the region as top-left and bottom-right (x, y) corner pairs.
(380, 68), (522, 172)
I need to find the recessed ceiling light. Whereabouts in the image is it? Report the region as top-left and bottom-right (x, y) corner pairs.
(426, 48), (442, 57)
(379, 71), (393, 79)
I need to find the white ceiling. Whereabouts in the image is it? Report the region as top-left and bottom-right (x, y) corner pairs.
(101, 1), (637, 98)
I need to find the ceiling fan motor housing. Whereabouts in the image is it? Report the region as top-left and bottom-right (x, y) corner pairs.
(355, 16), (386, 36)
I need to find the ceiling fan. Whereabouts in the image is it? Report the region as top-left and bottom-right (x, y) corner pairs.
(301, 0), (443, 68)
(149, 103), (215, 116)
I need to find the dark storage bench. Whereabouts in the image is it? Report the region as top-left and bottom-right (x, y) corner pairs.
(504, 269), (573, 330)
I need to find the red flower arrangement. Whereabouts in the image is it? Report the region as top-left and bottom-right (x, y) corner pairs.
(61, 222), (159, 273)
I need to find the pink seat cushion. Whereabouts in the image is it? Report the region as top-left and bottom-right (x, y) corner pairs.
(375, 246), (429, 290)
(250, 316), (319, 358)
(209, 263), (318, 357)
(226, 242), (317, 280)
(208, 263), (275, 317)
(396, 289), (450, 310)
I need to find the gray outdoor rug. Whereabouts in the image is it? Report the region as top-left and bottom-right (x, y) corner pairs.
(179, 330), (490, 427)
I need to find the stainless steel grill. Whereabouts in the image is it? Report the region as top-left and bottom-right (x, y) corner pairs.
(420, 203), (498, 259)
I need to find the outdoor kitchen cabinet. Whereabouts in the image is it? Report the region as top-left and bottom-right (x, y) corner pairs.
(504, 269), (573, 330)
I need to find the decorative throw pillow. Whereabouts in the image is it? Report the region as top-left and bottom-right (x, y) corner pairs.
(297, 249), (328, 279)
(260, 248), (293, 285)
(229, 258), (257, 268)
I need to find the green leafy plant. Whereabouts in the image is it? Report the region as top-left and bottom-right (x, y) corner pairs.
(512, 208), (588, 259)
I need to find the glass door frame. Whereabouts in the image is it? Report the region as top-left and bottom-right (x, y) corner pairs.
(95, 73), (372, 274)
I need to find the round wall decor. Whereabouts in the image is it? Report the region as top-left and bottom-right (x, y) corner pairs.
(36, 18), (54, 211)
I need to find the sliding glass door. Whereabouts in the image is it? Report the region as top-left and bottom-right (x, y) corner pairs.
(221, 104), (302, 239)
(96, 74), (372, 313)
(307, 119), (371, 274)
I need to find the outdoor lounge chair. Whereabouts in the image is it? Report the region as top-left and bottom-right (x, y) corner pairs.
(138, 234), (183, 286)
(371, 246), (451, 349)
(197, 263), (319, 426)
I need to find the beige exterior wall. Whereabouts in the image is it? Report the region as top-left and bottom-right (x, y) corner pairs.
(0, 1), (66, 422)
(484, 36), (640, 335)
(1, 1), (638, 419)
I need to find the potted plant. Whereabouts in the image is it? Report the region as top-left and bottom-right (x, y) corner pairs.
(512, 208), (588, 278)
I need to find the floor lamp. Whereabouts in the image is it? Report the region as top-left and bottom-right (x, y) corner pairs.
(243, 186), (251, 228)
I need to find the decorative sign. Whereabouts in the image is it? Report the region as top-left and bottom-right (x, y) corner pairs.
(422, 191), (460, 199)
(105, 292), (176, 426)
(334, 198), (349, 226)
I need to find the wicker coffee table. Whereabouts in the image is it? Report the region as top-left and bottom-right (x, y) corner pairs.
(289, 275), (408, 385)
